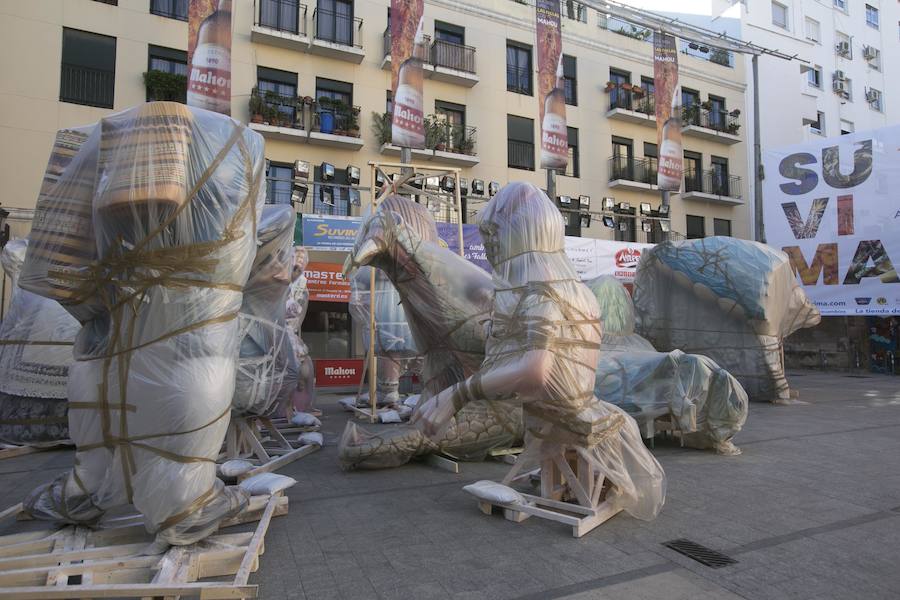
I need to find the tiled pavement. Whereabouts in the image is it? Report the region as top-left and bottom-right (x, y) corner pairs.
(1, 369), (899, 599)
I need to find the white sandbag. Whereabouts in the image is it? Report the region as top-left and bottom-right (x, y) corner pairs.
(298, 431), (324, 447)
(338, 397), (358, 412)
(239, 473), (296, 495)
(397, 405), (414, 420)
(290, 412), (321, 428)
(378, 409), (402, 424)
(463, 480), (525, 505)
(403, 394), (421, 408)
(218, 459), (255, 479)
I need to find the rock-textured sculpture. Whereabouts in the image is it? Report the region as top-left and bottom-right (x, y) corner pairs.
(633, 237), (821, 402)
(339, 195), (522, 469)
(587, 276), (748, 454)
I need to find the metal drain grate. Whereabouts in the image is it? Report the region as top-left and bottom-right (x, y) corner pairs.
(662, 539), (737, 568)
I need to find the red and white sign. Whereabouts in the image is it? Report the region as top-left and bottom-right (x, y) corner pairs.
(315, 359), (364, 387)
(564, 238), (653, 282)
(305, 262), (351, 303)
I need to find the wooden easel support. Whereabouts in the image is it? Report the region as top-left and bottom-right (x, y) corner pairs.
(220, 415), (320, 481)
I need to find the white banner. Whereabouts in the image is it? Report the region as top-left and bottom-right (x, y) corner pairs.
(763, 126), (900, 315)
(564, 238), (653, 282)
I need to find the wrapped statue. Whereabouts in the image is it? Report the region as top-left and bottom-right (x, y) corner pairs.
(414, 182), (665, 522)
(587, 276), (748, 454)
(340, 194), (522, 469)
(18, 102), (265, 545)
(0, 239), (80, 446)
(632, 237), (821, 402)
(285, 246), (315, 415)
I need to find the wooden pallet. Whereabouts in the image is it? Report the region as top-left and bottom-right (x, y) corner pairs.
(0, 493), (287, 599)
(221, 415), (319, 482)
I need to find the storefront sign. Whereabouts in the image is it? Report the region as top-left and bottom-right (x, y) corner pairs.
(300, 215), (361, 251)
(763, 126), (900, 316)
(305, 262), (351, 302)
(315, 359), (364, 387)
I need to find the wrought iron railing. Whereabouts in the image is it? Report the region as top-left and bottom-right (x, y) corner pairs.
(382, 29), (431, 60)
(680, 40), (735, 68)
(508, 140), (534, 170)
(683, 169), (742, 199)
(598, 14), (652, 42)
(562, 0), (587, 22)
(506, 64), (531, 94)
(608, 156), (658, 184)
(681, 105), (741, 134)
(429, 122), (477, 155)
(256, 0), (307, 35)
(608, 88), (655, 114)
(250, 89), (306, 129)
(431, 39), (476, 74)
(313, 8), (362, 48)
(60, 63), (114, 108)
(312, 102), (361, 136)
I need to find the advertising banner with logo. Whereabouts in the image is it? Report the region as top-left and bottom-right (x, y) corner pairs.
(305, 262), (352, 303)
(764, 126), (900, 315)
(188, 0), (232, 115)
(564, 238), (653, 281)
(315, 359), (364, 387)
(535, 0), (568, 170)
(653, 32), (682, 191)
(300, 215), (361, 251)
(390, 0), (426, 149)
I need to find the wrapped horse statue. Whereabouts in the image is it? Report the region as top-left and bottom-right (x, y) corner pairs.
(18, 102), (265, 545)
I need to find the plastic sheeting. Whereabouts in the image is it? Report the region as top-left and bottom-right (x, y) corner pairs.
(18, 102), (264, 544)
(633, 237), (821, 402)
(285, 247), (315, 413)
(586, 276), (748, 454)
(414, 182), (665, 521)
(233, 205), (297, 416)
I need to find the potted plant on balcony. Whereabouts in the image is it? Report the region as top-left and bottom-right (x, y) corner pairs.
(347, 107), (360, 137)
(683, 103), (700, 125)
(331, 100), (350, 136)
(249, 87), (264, 123)
(729, 109), (741, 117)
(143, 70), (188, 103)
(451, 126), (475, 156)
(726, 122), (741, 135)
(700, 99), (713, 111)
(371, 111), (392, 145)
(604, 81), (617, 93)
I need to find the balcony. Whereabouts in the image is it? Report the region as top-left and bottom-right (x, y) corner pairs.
(374, 112), (479, 167)
(598, 15), (652, 43)
(506, 65), (532, 95)
(682, 170), (743, 205)
(310, 8), (364, 63)
(248, 90), (362, 149)
(681, 41), (735, 68)
(251, 0), (309, 51)
(507, 139), (534, 171)
(381, 31), (477, 87)
(682, 105), (742, 144)
(309, 101), (363, 148)
(60, 63), (114, 109)
(607, 157), (662, 193)
(605, 86), (656, 127)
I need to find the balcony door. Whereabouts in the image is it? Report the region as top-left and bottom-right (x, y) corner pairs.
(683, 151), (702, 192)
(317, 0), (352, 45)
(708, 95), (726, 130)
(611, 136), (633, 180)
(711, 156), (729, 196)
(435, 100), (465, 152)
(260, 0), (300, 33)
(609, 69), (630, 110)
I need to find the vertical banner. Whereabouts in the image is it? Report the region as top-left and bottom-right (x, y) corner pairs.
(536, 0), (568, 170)
(390, 0), (426, 149)
(187, 0), (232, 115)
(653, 32), (682, 191)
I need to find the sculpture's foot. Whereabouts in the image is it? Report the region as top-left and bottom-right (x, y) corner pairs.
(713, 440), (742, 456)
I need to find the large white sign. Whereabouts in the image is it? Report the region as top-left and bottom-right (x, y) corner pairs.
(564, 238), (654, 282)
(763, 126), (900, 315)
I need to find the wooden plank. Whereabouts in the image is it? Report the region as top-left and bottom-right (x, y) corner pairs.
(552, 455), (591, 508)
(0, 504), (22, 524)
(233, 495), (278, 586)
(260, 418), (291, 450)
(0, 582), (256, 599)
(0, 446), (41, 461)
(572, 503), (621, 538)
(519, 493), (595, 516)
(488, 447), (523, 457)
(425, 453), (459, 474)
(0, 541), (149, 571)
(0, 556), (160, 587)
(236, 419), (270, 463)
(237, 445), (318, 482)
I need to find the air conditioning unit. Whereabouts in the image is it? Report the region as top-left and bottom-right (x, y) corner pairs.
(833, 69), (846, 81)
(863, 46), (880, 61)
(832, 79), (848, 97)
(865, 89), (879, 103)
(836, 41), (851, 56)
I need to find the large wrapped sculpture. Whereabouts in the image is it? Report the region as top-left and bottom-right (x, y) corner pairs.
(18, 102), (265, 545)
(587, 276), (748, 454)
(285, 247), (315, 414)
(633, 237), (821, 402)
(0, 239), (80, 446)
(415, 182), (665, 523)
(340, 194), (522, 469)
(233, 205), (297, 416)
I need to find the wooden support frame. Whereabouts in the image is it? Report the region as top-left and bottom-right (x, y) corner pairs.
(220, 415), (320, 481)
(0, 493), (287, 599)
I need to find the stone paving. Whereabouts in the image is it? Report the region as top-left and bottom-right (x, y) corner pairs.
(1, 369), (899, 599)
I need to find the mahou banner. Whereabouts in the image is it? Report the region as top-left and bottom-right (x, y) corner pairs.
(764, 126), (900, 316)
(188, 0), (232, 115)
(653, 32), (682, 191)
(390, 0), (425, 149)
(536, 0), (567, 170)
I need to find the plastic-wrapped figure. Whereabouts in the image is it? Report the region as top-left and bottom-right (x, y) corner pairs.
(415, 182), (666, 521)
(0, 239), (80, 446)
(18, 102), (265, 545)
(340, 194), (522, 469)
(285, 246), (315, 415)
(633, 237), (821, 402)
(587, 276), (748, 454)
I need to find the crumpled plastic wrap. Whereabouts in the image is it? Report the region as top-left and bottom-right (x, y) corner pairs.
(586, 276), (748, 454)
(0, 239), (80, 446)
(285, 247), (315, 413)
(632, 237), (821, 402)
(233, 205), (297, 416)
(414, 182), (666, 521)
(18, 102), (263, 544)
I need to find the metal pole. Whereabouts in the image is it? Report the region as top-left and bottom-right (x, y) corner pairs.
(401, 147), (412, 177)
(367, 163), (379, 423)
(546, 169), (557, 202)
(753, 54), (765, 243)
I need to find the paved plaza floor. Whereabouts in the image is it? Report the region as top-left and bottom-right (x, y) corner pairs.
(1, 369), (899, 599)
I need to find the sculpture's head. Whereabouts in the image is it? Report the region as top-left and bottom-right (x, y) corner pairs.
(477, 181), (565, 269)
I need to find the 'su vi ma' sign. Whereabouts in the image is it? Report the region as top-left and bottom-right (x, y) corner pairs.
(300, 215), (362, 251)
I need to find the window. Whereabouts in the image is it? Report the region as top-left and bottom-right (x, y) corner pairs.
(865, 5), (879, 29)
(259, 66), (298, 124)
(435, 100), (467, 153)
(835, 31), (851, 57)
(60, 28), (116, 108)
(713, 218), (732, 237)
(266, 162), (293, 205)
(316, 77), (352, 110)
(259, 0), (302, 34)
(683, 151), (702, 191)
(807, 65), (822, 88)
(506, 42), (532, 95)
(94, 0), (117, 4)
(638, 76), (655, 114)
(682, 88), (700, 125)
(840, 119), (854, 135)
(565, 127), (579, 178)
(833, 0), (846, 11)
(609, 68), (631, 110)
(563, 55), (577, 106)
(644, 142), (658, 182)
(507, 115), (534, 170)
(864, 46), (881, 70)
(805, 17), (820, 42)
(805, 110), (825, 135)
(563, 0), (587, 23)
(771, 1), (788, 29)
(146, 45), (187, 102)
(610, 136), (634, 180)
(434, 21), (464, 45)
(385, 90), (393, 114)
(708, 95), (726, 130)
(711, 156), (730, 196)
(867, 88), (883, 112)
(316, 0), (354, 46)
(686, 215), (705, 239)
(150, 0), (188, 20)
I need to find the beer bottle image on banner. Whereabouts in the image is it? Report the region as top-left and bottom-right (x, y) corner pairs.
(391, 17), (426, 149)
(540, 56), (568, 170)
(188, 0), (232, 115)
(657, 97), (683, 191)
